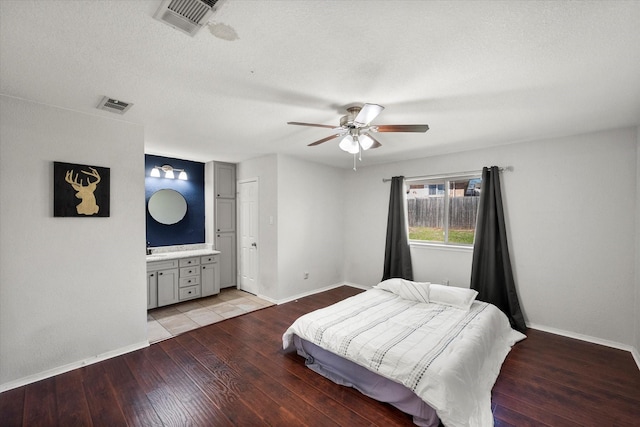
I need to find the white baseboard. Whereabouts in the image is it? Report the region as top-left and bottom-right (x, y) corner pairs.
(632, 347), (640, 370)
(527, 323), (640, 371)
(273, 282), (351, 305)
(258, 282), (370, 305)
(256, 293), (278, 304)
(0, 340), (149, 393)
(341, 281), (371, 290)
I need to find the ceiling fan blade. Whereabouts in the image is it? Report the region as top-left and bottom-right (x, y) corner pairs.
(353, 103), (384, 127)
(308, 133), (342, 146)
(375, 124), (429, 133)
(364, 133), (382, 149)
(288, 121), (336, 129)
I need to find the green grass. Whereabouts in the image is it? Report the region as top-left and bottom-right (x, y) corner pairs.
(408, 227), (475, 245)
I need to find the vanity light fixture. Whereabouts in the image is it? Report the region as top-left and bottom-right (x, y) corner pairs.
(150, 164), (188, 180)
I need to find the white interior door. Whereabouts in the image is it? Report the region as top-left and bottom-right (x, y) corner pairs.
(238, 179), (259, 295)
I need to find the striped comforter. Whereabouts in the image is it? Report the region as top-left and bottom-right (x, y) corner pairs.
(283, 288), (525, 427)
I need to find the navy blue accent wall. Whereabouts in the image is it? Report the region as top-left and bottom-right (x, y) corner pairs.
(145, 155), (205, 247)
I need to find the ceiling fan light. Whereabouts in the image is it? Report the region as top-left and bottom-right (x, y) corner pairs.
(359, 134), (374, 150)
(339, 135), (359, 154)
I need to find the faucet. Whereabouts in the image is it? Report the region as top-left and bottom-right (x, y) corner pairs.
(147, 241), (152, 255)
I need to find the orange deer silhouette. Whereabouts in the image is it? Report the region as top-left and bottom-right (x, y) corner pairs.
(65, 167), (101, 215)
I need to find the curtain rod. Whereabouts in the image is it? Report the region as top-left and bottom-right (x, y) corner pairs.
(381, 166), (511, 183)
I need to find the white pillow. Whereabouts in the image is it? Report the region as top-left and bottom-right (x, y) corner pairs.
(428, 284), (478, 311)
(374, 278), (431, 303)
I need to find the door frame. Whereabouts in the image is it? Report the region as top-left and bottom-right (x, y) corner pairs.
(237, 177), (259, 295)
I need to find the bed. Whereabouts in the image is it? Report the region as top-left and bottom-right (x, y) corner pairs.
(282, 279), (526, 427)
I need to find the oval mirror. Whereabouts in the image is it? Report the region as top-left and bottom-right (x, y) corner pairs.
(148, 189), (187, 225)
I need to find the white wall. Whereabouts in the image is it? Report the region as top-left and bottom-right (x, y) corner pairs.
(277, 155), (346, 301)
(237, 154), (279, 300)
(204, 161), (214, 244)
(635, 127), (640, 362)
(344, 127), (638, 348)
(238, 154), (346, 301)
(0, 96), (147, 391)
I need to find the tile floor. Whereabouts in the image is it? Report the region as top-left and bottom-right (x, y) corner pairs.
(147, 288), (274, 344)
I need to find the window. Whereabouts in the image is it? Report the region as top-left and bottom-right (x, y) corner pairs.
(406, 175), (482, 245)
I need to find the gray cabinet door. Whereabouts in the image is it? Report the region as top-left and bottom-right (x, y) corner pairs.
(216, 233), (236, 288)
(157, 268), (179, 306)
(214, 162), (236, 198)
(201, 261), (220, 296)
(215, 198), (236, 233)
(147, 272), (158, 309)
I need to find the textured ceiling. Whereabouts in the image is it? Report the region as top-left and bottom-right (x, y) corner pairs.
(1, 1), (639, 169)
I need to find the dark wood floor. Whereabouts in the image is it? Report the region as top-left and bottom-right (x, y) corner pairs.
(1, 286), (639, 426)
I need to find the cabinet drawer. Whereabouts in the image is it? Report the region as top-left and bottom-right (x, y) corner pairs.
(201, 254), (219, 264)
(147, 259), (178, 271)
(179, 285), (200, 301)
(179, 266), (199, 277)
(179, 257), (200, 267)
(179, 275), (200, 288)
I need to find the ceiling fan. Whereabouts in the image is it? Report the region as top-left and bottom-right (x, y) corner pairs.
(287, 103), (429, 168)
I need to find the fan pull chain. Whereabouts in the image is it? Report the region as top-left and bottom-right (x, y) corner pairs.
(352, 141), (364, 171)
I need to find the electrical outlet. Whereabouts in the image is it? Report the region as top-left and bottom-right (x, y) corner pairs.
(303, 272), (309, 279)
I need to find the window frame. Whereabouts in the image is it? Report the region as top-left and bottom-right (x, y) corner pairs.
(405, 173), (482, 249)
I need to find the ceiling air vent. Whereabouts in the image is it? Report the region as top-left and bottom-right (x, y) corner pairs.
(97, 96), (133, 115)
(153, 0), (220, 37)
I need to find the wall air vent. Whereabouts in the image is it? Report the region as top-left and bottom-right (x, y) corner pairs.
(153, 0), (221, 37)
(97, 96), (133, 115)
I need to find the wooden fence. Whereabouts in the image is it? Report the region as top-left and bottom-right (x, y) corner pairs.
(407, 197), (480, 229)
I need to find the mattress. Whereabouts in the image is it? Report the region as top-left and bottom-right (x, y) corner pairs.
(293, 334), (440, 427)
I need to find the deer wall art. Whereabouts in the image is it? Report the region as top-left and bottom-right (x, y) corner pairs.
(54, 162), (110, 217)
(64, 167), (101, 215)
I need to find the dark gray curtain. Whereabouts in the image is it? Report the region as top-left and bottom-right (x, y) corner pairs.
(382, 176), (413, 281)
(470, 166), (526, 332)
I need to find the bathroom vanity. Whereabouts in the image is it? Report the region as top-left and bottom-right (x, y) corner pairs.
(146, 248), (221, 309)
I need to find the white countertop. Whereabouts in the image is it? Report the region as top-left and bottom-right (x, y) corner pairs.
(146, 249), (220, 262)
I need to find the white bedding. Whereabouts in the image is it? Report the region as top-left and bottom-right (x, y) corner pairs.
(283, 288), (526, 427)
